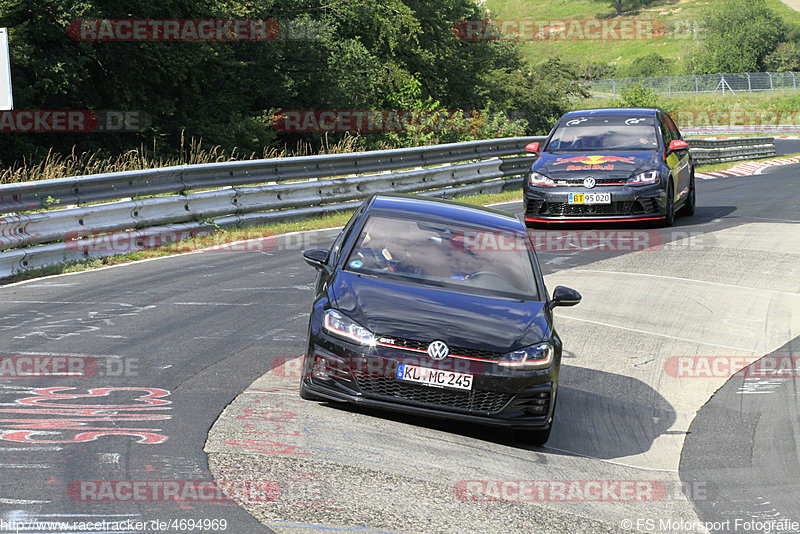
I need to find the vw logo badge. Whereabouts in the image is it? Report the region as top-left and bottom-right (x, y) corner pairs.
(427, 340), (449, 361)
(583, 176), (596, 189)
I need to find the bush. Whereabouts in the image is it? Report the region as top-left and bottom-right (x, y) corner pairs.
(579, 61), (617, 81)
(622, 53), (675, 78)
(617, 82), (661, 108)
(764, 42), (800, 72)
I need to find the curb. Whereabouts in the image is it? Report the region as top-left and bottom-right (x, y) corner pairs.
(695, 156), (800, 180)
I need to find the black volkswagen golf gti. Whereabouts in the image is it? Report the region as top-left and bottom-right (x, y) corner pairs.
(300, 194), (581, 444)
(523, 107), (695, 226)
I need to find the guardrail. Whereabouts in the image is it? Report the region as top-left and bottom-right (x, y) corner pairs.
(0, 137), (543, 279)
(0, 135), (774, 280)
(687, 137), (776, 165)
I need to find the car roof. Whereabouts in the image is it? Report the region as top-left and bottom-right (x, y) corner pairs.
(561, 108), (660, 118)
(366, 193), (523, 231)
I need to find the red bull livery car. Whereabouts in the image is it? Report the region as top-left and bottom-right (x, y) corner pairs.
(523, 108), (695, 226)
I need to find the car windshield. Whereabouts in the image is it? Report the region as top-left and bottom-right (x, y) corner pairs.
(546, 114), (658, 151)
(343, 214), (540, 299)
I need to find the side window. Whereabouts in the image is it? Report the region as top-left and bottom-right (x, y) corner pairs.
(658, 114), (674, 146)
(664, 113), (681, 141)
(328, 203), (365, 266)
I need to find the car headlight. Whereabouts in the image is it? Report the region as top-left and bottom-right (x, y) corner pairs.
(627, 170), (660, 186)
(323, 309), (376, 346)
(498, 342), (553, 369)
(529, 171), (555, 187)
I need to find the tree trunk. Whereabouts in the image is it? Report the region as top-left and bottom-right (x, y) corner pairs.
(615, 0), (622, 15)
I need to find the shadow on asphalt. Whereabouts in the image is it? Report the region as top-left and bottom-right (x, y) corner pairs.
(316, 365), (676, 460)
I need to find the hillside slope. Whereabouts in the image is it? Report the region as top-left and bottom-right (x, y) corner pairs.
(482, 0), (800, 73)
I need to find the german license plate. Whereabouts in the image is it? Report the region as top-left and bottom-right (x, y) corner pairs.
(569, 192), (611, 205)
(396, 363), (473, 391)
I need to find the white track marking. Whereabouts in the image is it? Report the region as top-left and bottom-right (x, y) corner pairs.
(554, 314), (758, 352)
(572, 269), (800, 297)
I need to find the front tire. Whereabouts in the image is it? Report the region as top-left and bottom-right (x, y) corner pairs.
(662, 178), (675, 227)
(514, 425), (552, 446)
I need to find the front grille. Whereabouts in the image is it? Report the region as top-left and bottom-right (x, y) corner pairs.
(377, 334), (505, 362)
(528, 197), (661, 218)
(354, 377), (513, 414)
(544, 201), (634, 216)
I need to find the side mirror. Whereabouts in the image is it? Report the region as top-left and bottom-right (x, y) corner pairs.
(549, 285), (581, 309)
(668, 139), (689, 152)
(303, 248), (329, 270)
(524, 141), (540, 153)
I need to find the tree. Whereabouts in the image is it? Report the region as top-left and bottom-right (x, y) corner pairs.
(764, 42), (800, 72)
(0, 0), (592, 168)
(693, 0), (786, 74)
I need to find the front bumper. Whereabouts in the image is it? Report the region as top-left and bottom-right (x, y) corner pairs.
(524, 183), (666, 223)
(300, 338), (557, 429)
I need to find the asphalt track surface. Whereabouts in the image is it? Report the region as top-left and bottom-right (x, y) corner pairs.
(0, 162), (798, 533)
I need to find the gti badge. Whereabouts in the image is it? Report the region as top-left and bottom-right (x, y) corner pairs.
(427, 340), (449, 361)
(583, 176), (596, 189)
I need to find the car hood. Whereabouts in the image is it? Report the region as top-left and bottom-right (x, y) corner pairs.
(331, 271), (549, 352)
(533, 151), (660, 180)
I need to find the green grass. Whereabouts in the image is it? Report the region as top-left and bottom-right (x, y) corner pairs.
(0, 189), (524, 285)
(483, 0), (710, 71)
(765, 0), (800, 25)
(484, 0), (800, 74)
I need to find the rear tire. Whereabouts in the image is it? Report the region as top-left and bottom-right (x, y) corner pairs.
(679, 171), (696, 216)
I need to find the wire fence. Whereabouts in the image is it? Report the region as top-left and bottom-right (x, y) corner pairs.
(587, 72), (800, 98)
